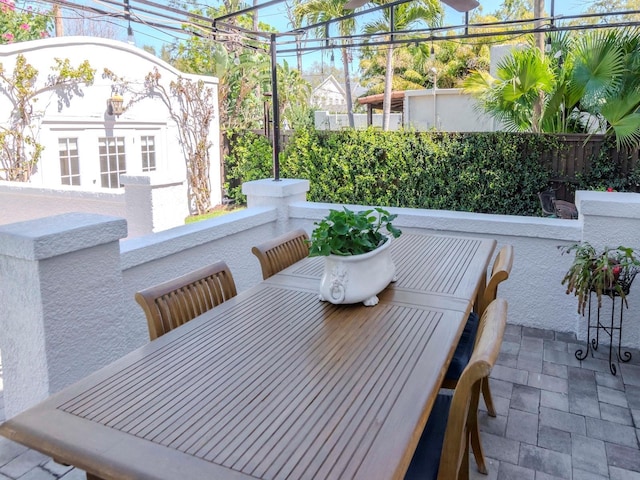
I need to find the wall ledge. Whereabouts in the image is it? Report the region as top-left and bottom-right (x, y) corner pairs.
(0, 213), (127, 261)
(120, 206), (276, 269)
(289, 202), (581, 241)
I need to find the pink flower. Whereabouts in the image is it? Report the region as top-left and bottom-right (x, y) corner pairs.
(2, 32), (15, 43)
(20, 23), (30, 30)
(607, 187), (614, 192)
(0, 0), (15, 12)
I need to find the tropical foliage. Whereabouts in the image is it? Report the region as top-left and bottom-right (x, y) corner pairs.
(166, 1), (312, 135)
(464, 28), (640, 149)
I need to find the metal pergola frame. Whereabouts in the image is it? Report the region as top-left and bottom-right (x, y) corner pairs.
(43, 0), (640, 180)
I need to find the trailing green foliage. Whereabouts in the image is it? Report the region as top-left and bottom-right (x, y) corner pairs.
(225, 128), (634, 216)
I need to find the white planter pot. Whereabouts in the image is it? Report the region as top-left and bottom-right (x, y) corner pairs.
(319, 236), (397, 306)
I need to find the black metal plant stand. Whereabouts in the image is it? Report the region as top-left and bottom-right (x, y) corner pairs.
(575, 270), (637, 375)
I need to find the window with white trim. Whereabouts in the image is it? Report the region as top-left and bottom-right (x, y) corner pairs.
(58, 137), (80, 185)
(140, 135), (156, 172)
(99, 136), (126, 188)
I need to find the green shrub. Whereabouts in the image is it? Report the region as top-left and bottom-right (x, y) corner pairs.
(223, 128), (630, 215)
(224, 131), (272, 204)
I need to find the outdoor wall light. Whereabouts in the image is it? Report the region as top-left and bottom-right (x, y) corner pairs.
(545, 35), (552, 53)
(107, 95), (125, 117)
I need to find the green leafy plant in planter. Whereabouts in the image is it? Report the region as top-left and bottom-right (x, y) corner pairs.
(560, 242), (640, 315)
(308, 207), (402, 257)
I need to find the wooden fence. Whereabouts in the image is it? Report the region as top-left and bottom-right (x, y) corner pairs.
(528, 134), (640, 201)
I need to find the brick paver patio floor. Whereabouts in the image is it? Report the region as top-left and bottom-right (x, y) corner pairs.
(1, 324), (640, 480)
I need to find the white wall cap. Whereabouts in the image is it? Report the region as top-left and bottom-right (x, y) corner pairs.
(119, 174), (183, 188)
(242, 178), (310, 198)
(120, 206), (276, 269)
(405, 88), (464, 97)
(289, 201), (581, 241)
(576, 190), (640, 219)
(120, 175), (152, 186)
(0, 181), (122, 199)
(0, 213), (127, 261)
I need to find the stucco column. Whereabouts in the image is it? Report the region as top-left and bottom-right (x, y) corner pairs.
(242, 178), (310, 234)
(575, 190), (640, 249)
(121, 174), (188, 238)
(0, 213), (129, 418)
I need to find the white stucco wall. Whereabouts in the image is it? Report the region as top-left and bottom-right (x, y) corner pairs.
(404, 88), (499, 132)
(0, 181), (125, 225)
(0, 37), (222, 206)
(0, 174), (189, 238)
(314, 111), (403, 130)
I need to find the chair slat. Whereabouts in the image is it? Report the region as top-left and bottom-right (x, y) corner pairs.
(135, 261), (238, 340)
(252, 229), (310, 280)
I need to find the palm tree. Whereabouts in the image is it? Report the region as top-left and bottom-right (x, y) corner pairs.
(364, 0), (442, 130)
(463, 46), (556, 132)
(295, 0), (357, 127)
(463, 28), (640, 149)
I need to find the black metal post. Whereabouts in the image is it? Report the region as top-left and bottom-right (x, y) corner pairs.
(390, 5), (395, 41)
(270, 33), (280, 181)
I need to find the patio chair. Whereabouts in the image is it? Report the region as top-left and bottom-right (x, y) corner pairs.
(538, 190), (557, 216)
(441, 244), (513, 473)
(538, 189), (578, 219)
(251, 228), (310, 280)
(404, 298), (508, 480)
(135, 261), (237, 340)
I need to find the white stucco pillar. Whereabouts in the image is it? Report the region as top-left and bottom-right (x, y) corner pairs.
(242, 178), (310, 234)
(576, 190), (640, 249)
(0, 213), (129, 418)
(121, 174), (189, 238)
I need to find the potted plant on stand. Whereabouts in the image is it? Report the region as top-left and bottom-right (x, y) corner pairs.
(308, 207), (402, 306)
(560, 242), (640, 374)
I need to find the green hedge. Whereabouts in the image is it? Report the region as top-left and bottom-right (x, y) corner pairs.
(223, 128), (637, 216)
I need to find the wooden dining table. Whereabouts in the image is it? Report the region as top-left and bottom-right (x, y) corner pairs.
(0, 231), (496, 480)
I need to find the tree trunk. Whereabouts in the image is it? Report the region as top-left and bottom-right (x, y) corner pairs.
(382, 40), (394, 131)
(53, 4), (64, 36)
(532, 0), (544, 133)
(252, 0), (259, 32)
(342, 45), (355, 128)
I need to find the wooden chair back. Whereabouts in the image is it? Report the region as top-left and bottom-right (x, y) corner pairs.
(251, 229), (310, 280)
(438, 298), (508, 479)
(135, 261), (237, 340)
(478, 245), (514, 317)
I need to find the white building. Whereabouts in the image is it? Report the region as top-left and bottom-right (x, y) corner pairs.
(0, 37), (221, 205)
(310, 74), (348, 113)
